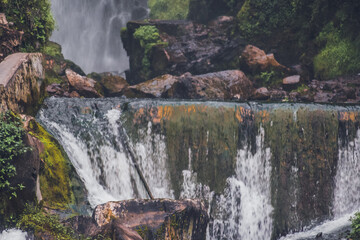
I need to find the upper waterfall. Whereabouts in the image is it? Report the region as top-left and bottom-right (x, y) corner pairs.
(50, 0), (148, 74)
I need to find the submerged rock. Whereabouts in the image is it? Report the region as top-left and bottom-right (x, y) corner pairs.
(126, 70), (254, 100)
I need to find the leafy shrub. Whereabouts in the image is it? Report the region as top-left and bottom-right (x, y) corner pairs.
(134, 25), (168, 79)
(149, 0), (190, 20)
(0, 0), (55, 51)
(0, 112), (29, 200)
(349, 212), (360, 239)
(314, 23), (360, 80)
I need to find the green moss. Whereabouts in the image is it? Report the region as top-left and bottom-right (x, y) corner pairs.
(350, 212), (360, 239)
(149, 0), (190, 20)
(258, 107), (339, 239)
(41, 41), (63, 59)
(28, 121), (73, 210)
(134, 25), (168, 81)
(17, 204), (76, 240)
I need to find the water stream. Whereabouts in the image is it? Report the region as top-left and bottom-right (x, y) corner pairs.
(50, 0), (148, 74)
(37, 98), (360, 239)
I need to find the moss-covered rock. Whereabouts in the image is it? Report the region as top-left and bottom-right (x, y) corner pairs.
(27, 120), (86, 210)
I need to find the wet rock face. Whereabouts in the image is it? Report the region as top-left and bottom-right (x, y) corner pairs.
(0, 13), (23, 62)
(126, 70), (255, 100)
(122, 17), (244, 84)
(69, 199), (209, 240)
(0, 53), (45, 115)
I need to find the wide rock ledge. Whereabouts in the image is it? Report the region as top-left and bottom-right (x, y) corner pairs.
(126, 70), (255, 100)
(0, 53), (44, 114)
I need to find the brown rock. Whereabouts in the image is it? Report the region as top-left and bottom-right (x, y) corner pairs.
(283, 75), (300, 91)
(0, 53), (45, 114)
(125, 70), (254, 100)
(93, 199), (209, 240)
(100, 74), (129, 97)
(0, 14), (23, 62)
(269, 89), (287, 101)
(240, 45), (288, 73)
(252, 87), (270, 100)
(65, 69), (102, 98)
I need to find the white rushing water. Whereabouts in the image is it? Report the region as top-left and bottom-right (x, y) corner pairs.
(281, 129), (360, 240)
(181, 127), (273, 240)
(50, 0), (148, 74)
(38, 108), (173, 207)
(0, 229), (27, 240)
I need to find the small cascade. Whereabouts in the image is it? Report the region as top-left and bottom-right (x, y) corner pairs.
(0, 229), (28, 240)
(334, 129), (360, 217)
(37, 98), (360, 239)
(50, 0), (148, 74)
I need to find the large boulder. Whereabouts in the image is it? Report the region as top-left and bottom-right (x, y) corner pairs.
(240, 45), (289, 74)
(126, 70), (255, 100)
(122, 17), (245, 84)
(92, 199), (209, 240)
(65, 69), (102, 98)
(0, 13), (23, 62)
(0, 53), (45, 115)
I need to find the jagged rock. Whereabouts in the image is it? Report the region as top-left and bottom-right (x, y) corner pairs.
(126, 70), (254, 100)
(0, 13), (23, 62)
(251, 87), (270, 100)
(65, 69), (102, 98)
(269, 89), (287, 101)
(240, 45), (288, 73)
(0, 53), (45, 114)
(99, 74), (129, 97)
(93, 199), (209, 240)
(122, 17), (245, 84)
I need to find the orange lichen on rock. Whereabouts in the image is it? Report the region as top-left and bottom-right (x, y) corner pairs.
(339, 111), (357, 122)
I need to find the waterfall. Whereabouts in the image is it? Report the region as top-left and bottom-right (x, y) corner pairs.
(333, 129), (360, 217)
(0, 229), (28, 240)
(50, 0), (148, 74)
(37, 98), (360, 239)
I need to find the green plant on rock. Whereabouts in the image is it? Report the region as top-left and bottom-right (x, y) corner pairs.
(349, 212), (360, 239)
(0, 112), (29, 201)
(148, 0), (190, 20)
(314, 23), (360, 80)
(17, 203), (76, 240)
(134, 25), (168, 80)
(0, 0), (55, 51)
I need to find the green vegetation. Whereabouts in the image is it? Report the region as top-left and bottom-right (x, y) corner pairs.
(17, 204), (76, 240)
(350, 212), (360, 239)
(314, 23), (360, 79)
(28, 120), (73, 210)
(0, 0), (55, 51)
(149, 0), (190, 20)
(134, 25), (168, 80)
(0, 112), (29, 201)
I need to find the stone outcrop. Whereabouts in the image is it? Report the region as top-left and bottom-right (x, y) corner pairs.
(68, 199), (209, 240)
(65, 69), (102, 98)
(0, 13), (23, 62)
(94, 199), (209, 240)
(122, 16), (245, 84)
(0, 53), (45, 115)
(126, 70), (255, 100)
(240, 45), (289, 74)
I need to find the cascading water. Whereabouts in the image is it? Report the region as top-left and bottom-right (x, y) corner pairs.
(50, 0), (148, 74)
(37, 98), (360, 240)
(0, 229), (28, 240)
